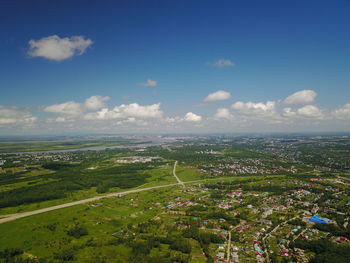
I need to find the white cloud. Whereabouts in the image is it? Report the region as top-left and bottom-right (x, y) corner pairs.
(164, 117), (181, 123)
(282, 107), (297, 117)
(44, 101), (83, 116)
(115, 117), (151, 127)
(84, 103), (163, 120)
(83, 108), (109, 120)
(139, 79), (157, 87)
(84, 95), (110, 110)
(208, 59), (234, 68)
(231, 101), (276, 116)
(297, 105), (323, 119)
(283, 90), (317, 105)
(43, 95), (108, 118)
(4, 91), (350, 134)
(214, 108), (234, 120)
(113, 103), (163, 118)
(204, 90), (232, 102)
(46, 116), (68, 123)
(184, 112), (202, 122)
(0, 106), (37, 125)
(28, 35), (92, 61)
(333, 103), (350, 119)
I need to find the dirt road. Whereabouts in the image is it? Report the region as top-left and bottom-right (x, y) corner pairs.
(173, 161), (184, 186)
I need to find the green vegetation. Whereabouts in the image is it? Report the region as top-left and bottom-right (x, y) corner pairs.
(0, 162), (153, 208)
(1, 135), (350, 262)
(293, 238), (350, 263)
(176, 166), (204, 181)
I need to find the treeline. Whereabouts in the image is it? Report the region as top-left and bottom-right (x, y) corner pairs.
(298, 145), (350, 172)
(313, 223), (350, 239)
(185, 205), (240, 225)
(66, 224), (89, 238)
(288, 218), (306, 226)
(0, 248), (40, 263)
(292, 238), (350, 263)
(110, 219), (226, 263)
(182, 226), (224, 263)
(183, 227), (225, 244)
(42, 162), (77, 170)
(0, 168), (43, 186)
(0, 162), (152, 208)
(111, 235), (191, 263)
(0, 180), (80, 208)
(206, 211), (240, 225)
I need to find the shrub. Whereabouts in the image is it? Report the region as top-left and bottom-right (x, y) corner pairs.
(66, 225), (88, 238)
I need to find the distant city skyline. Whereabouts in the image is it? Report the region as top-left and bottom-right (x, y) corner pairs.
(1, 0), (350, 134)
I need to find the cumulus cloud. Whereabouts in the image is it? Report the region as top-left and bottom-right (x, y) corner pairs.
(43, 95), (110, 123)
(204, 90), (232, 102)
(4, 91), (350, 133)
(184, 112), (202, 122)
(164, 116), (182, 123)
(43, 95), (109, 120)
(139, 79), (157, 87)
(44, 101), (84, 116)
(28, 35), (92, 61)
(84, 95), (110, 110)
(46, 116), (68, 123)
(231, 101), (276, 116)
(214, 108), (234, 120)
(207, 59), (234, 68)
(333, 103), (350, 119)
(282, 107), (297, 118)
(115, 117), (149, 127)
(283, 90), (317, 105)
(0, 106), (37, 125)
(297, 105), (323, 119)
(84, 103), (163, 120)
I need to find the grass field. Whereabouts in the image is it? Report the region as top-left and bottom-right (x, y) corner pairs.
(0, 186), (181, 262)
(176, 165), (205, 181)
(0, 164), (177, 216)
(0, 174), (288, 262)
(134, 164), (177, 188)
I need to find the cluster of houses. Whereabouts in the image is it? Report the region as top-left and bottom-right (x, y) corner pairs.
(159, 174), (347, 262)
(1, 151), (82, 166)
(164, 196), (198, 210)
(198, 159), (298, 176)
(196, 149), (223, 155)
(116, 156), (161, 164)
(214, 245), (240, 263)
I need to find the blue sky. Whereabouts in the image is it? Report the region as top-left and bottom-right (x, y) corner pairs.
(0, 0), (350, 134)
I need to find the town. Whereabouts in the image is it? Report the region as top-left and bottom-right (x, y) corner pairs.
(0, 135), (349, 263)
